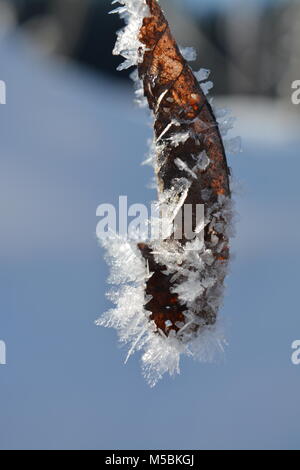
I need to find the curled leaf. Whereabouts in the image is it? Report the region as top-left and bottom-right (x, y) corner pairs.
(97, 0), (236, 386)
(137, 0), (231, 336)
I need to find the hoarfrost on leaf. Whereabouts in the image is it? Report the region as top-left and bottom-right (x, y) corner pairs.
(175, 158), (197, 179)
(130, 69), (148, 108)
(194, 68), (210, 82)
(168, 131), (190, 147)
(224, 136), (242, 155)
(218, 116), (236, 137)
(98, 0), (239, 387)
(213, 106), (229, 119)
(97, 229), (229, 388)
(179, 46), (197, 62)
(194, 150), (210, 172)
(112, 0), (150, 70)
(200, 81), (214, 95)
(173, 271), (205, 304)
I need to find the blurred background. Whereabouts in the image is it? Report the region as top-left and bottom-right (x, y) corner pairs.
(0, 0), (299, 450)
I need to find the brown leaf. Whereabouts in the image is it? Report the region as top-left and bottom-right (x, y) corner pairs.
(137, 0), (231, 336)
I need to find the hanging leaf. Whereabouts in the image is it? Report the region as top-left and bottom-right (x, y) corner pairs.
(137, 0), (231, 336)
(97, 0), (237, 387)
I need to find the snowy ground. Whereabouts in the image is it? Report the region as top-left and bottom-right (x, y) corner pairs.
(0, 34), (300, 450)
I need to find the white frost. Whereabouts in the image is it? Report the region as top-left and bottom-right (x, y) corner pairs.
(175, 158), (197, 179)
(130, 69), (148, 107)
(168, 131), (190, 147)
(97, 232), (228, 387)
(194, 150), (210, 171)
(224, 136), (242, 155)
(180, 46), (197, 62)
(112, 0), (150, 70)
(200, 80), (214, 95)
(194, 68), (210, 82)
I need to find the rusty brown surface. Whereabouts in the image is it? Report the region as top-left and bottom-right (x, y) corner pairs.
(137, 0), (231, 336)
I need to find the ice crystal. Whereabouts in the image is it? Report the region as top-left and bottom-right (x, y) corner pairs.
(200, 80), (214, 96)
(194, 150), (210, 171)
(179, 46), (197, 62)
(224, 136), (242, 155)
(175, 158), (197, 179)
(169, 131), (191, 147)
(194, 68), (211, 82)
(130, 69), (148, 107)
(112, 0), (150, 71)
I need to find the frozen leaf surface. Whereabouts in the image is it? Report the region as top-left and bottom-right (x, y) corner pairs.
(97, 0), (238, 386)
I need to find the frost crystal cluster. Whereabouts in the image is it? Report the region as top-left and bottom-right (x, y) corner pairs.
(111, 0), (150, 70)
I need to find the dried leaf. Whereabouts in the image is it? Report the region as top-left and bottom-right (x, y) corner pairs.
(98, 0), (237, 385)
(137, 0), (231, 336)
